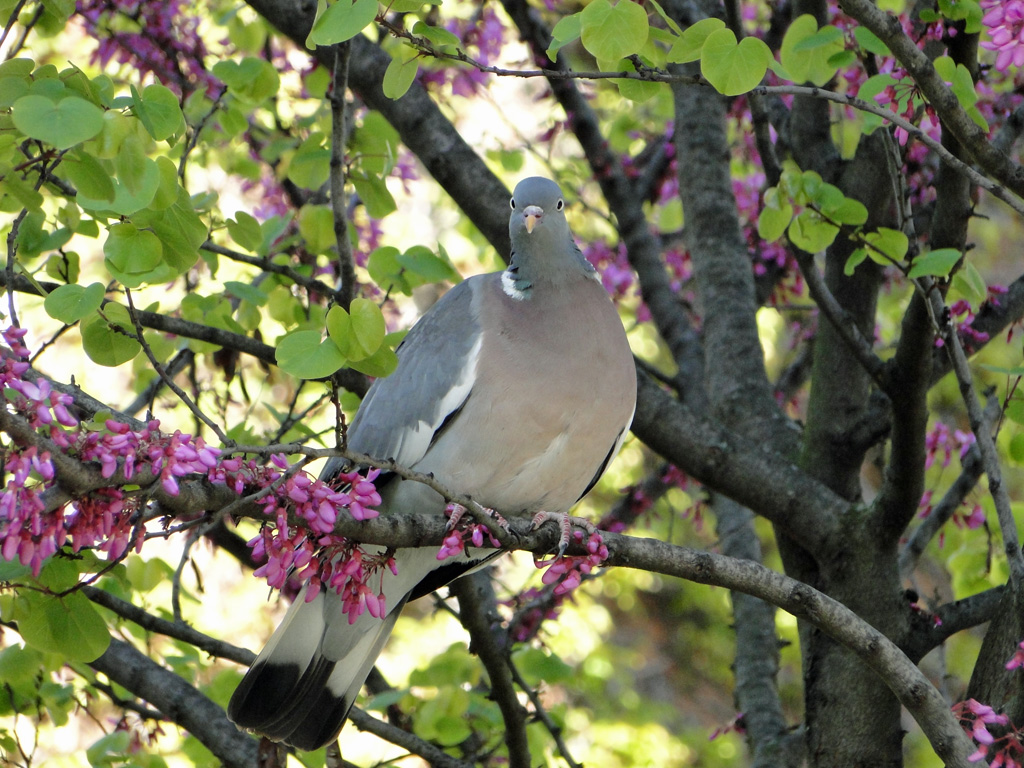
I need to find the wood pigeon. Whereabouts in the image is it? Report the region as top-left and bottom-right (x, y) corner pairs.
(227, 177), (637, 750)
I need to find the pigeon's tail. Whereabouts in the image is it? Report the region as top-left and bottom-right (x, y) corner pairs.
(227, 547), (442, 750)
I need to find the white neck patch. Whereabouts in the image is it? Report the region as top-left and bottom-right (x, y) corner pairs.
(501, 270), (528, 301)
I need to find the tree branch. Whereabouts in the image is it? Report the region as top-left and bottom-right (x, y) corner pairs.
(88, 638), (258, 768)
(449, 573), (531, 768)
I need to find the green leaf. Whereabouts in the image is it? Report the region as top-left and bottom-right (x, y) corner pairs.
(346, 342), (397, 377)
(81, 304), (142, 367)
(61, 150), (114, 202)
(133, 185), (208, 274)
(114, 134), (149, 196)
(276, 329), (347, 379)
(787, 210), (839, 253)
(853, 26), (890, 55)
(547, 12), (582, 62)
(397, 245), (460, 283)
(351, 111), (400, 175)
(646, 0), (683, 36)
(825, 197), (868, 226)
(351, 172), (397, 218)
(45, 251), (80, 283)
(980, 364), (1024, 376)
(348, 298), (386, 359)
(133, 83), (184, 142)
(382, 46), (419, 100)
(411, 21), (461, 49)
(43, 282), (105, 324)
(12, 94), (104, 149)
(613, 58), (662, 102)
(367, 245), (411, 294)
(952, 260), (987, 306)
(211, 57), (280, 104)
(287, 133), (331, 190)
(863, 227), (909, 263)
(224, 280), (268, 306)
(580, 0), (650, 63)
(757, 201), (793, 242)
(86, 731), (132, 767)
(77, 156), (160, 216)
(907, 248), (961, 279)
(227, 211), (263, 252)
(779, 15), (843, 86)
(700, 28), (771, 96)
(1005, 398), (1024, 426)
(512, 647), (573, 686)
(298, 204), (335, 254)
(308, 0), (379, 46)
(17, 591), (110, 662)
(844, 248), (868, 276)
(1010, 433), (1024, 465)
(856, 74), (898, 134)
(326, 304), (352, 356)
(104, 222), (164, 288)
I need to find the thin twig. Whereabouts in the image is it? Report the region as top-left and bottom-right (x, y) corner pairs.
(379, 16), (1024, 217)
(920, 280), (1024, 597)
(123, 288), (231, 445)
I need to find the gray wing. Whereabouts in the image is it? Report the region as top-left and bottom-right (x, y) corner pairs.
(321, 277), (482, 480)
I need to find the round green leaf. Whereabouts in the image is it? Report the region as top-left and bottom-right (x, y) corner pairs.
(77, 157), (160, 216)
(349, 297), (386, 359)
(134, 83), (184, 141)
(308, 0), (379, 46)
(757, 201), (793, 242)
(276, 329), (347, 379)
(347, 343), (398, 377)
(396, 245), (459, 283)
(546, 12), (582, 61)
(907, 248), (962, 279)
(43, 282), (105, 324)
(382, 47), (419, 100)
(298, 204), (335, 254)
(81, 306), (142, 367)
(12, 94), (104, 149)
(780, 15), (843, 86)
(667, 17), (725, 64)
(787, 210), (839, 253)
(17, 591), (110, 662)
(700, 29), (771, 96)
(580, 0), (650, 63)
(326, 304), (353, 356)
(227, 211), (263, 252)
(61, 151), (114, 202)
(104, 222), (164, 288)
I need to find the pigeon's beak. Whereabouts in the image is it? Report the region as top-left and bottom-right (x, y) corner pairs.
(523, 205), (543, 234)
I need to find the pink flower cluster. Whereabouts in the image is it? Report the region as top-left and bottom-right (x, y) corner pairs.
(420, 4), (506, 96)
(0, 327), (390, 621)
(0, 328), (240, 575)
(505, 530), (609, 643)
(981, 1), (1024, 72)
(954, 698), (1022, 765)
(925, 422), (976, 471)
(1006, 640), (1024, 671)
(535, 530), (608, 596)
(77, 0), (219, 95)
(245, 457), (386, 614)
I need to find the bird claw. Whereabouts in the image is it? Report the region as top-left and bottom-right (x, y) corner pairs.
(445, 503), (511, 535)
(530, 511), (596, 556)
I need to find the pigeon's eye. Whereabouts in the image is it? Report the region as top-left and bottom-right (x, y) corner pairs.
(510, 198), (516, 210)
(556, 198), (564, 211)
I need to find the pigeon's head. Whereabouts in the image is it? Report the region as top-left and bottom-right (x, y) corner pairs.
(509, 177), (569, 241)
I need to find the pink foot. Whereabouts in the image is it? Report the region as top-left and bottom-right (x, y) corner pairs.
(530, 511), (596, 556)
(445, 502), (511, 535)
